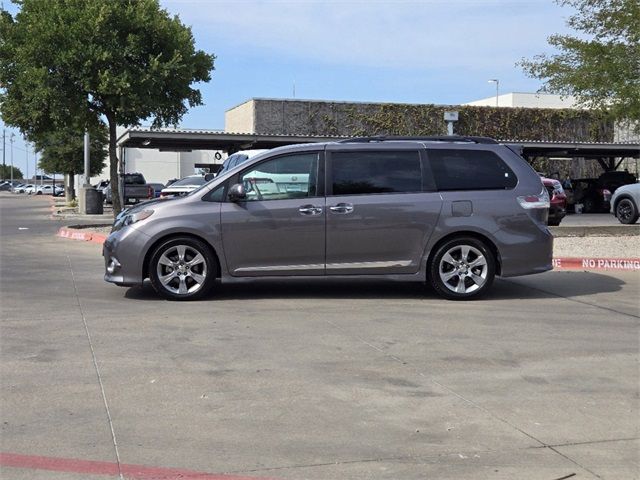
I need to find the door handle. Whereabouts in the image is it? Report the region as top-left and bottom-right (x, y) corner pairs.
(329, 203), (354, 214)
(298, 205), (323, 216)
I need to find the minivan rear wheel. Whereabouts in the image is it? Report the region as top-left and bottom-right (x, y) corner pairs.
(149, 237), (216, 300)
(429, 237), (495, 300)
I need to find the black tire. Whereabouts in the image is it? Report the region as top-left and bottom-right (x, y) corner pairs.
(149, 236), (216, 300)
(616, 198), (639, 225)
(548, 219), (561, 227)
(429, 236), (496, 300)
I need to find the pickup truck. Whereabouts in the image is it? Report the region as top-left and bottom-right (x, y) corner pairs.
(104, 173), (154, 205)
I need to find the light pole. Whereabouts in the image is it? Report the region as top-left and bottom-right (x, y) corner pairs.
(488, 79), (499, 107)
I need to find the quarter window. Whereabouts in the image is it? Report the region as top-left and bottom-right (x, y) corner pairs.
(331, 151), (422, 195)
(239, 153), (319, 201)
(428, 149), (517, 191)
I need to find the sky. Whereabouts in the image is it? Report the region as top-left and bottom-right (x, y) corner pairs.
(1, 0), (573, 177)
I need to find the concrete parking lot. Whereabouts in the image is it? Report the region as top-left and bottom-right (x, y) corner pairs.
(1, 193), (638, 480)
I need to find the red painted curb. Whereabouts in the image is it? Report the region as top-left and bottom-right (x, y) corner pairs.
(553, 257), (640, 271)
(0, 452), (274, 480)
(57, 227), (107, 245)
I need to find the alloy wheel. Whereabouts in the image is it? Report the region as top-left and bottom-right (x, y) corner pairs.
(438, 244), (488, 295)
(155, 244), (208, 296)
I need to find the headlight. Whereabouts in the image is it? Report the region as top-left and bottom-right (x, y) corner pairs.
(112, 209), (154, 232)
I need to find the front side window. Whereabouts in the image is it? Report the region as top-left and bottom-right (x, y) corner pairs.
(428, 149), (517, 191)
(239, 153), (319, 201)
(331, 151), (422, 196)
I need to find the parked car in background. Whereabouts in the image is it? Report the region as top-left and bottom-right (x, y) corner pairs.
(148, 183), (165, 198)
(610, 183), (640, 224)
(598, 170), (636, 194)
(541, 177), (567, 226)
(12, 183), (30, 193)
(160, 174), (214, 197)
(104, 136), (554, 301)
(565, 178), (611, 213)
(24, 184), (38, 195)
(216, 149), (269, 177)
(36, 185), (64, 196)
(104, 173), (154, 205)
(0, 181), (19, 191)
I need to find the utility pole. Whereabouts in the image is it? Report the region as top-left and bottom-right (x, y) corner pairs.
(2, 129), (5, 182)
(9, 133), (15, 186)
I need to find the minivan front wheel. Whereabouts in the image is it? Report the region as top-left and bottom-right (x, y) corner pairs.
(149, 237), (216, 300)
(429, 237), (495, 300)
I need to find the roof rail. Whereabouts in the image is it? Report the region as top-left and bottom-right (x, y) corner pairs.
(336, 135), (498, 144)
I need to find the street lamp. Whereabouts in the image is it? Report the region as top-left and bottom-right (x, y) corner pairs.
(488, 79), (499, 107)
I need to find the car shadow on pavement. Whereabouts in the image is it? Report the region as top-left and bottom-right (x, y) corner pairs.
(488, 271), (626, 300)
(123, 271), (627, 302)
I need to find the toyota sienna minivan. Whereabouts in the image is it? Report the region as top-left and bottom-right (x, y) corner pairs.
(104, 136), (553, 300)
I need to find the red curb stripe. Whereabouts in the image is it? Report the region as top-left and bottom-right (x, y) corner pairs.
(553, 257), (640, 271)
(0, 452), (274, 480)
(57, 227), (107, 245)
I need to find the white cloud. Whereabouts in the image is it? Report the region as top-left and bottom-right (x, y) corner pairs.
(163, 0), (569, 70)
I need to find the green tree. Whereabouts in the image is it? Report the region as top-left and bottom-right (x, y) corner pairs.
(0, 0), (214, 215)
(520, 0), (640, 123)
(0, 165), (23, 180)
(35, 125), (108, 201)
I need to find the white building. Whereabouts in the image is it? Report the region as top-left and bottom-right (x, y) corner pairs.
(86, 127), (224, 189)
(464, 92), (578, 109)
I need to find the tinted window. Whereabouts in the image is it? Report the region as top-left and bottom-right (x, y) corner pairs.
(239, 153), (318, 201)
(428, 149), (517, 191)
(331, 151), (422, 195)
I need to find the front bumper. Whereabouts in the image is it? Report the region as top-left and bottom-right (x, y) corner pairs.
(103, 227), (149, 287)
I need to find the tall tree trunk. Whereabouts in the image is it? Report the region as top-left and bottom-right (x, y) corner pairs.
(65, 172), (76, 203)
(106, 112), (121, 217)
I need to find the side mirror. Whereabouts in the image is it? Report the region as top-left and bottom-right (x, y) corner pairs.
(228, 183), (246, 202)
(204, 173), (215, 182)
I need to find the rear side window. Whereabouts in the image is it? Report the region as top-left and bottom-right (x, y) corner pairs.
(428, 149), (517, 191)
(331, 151), (422, 195)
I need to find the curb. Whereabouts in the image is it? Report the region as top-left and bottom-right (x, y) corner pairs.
(553, 257), (640, 271)
(550, 225), (640, 237)
(57, 227), (108, 245)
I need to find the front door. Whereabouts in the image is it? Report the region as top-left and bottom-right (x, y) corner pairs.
(221, 151), (325, 276)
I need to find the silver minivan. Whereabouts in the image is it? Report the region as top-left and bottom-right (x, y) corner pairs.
(104, 136), (553, 300)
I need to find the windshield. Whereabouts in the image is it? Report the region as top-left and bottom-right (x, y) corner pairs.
(168, 176), (207, 187)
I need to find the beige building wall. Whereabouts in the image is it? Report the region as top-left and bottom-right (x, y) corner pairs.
(225, 100), (255, 133)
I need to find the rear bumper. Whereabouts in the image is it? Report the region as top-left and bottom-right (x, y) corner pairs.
(495, 217), (554, 277)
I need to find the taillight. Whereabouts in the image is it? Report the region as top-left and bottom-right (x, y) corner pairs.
(517, 188), (550, 209)
(147, 186), (154, 198)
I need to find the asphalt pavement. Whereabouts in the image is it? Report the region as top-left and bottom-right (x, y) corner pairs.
(1, 193), (638, 480)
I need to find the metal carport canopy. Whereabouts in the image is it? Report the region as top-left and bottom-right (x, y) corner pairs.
(116, 127), (348, 152)
(117, 128), (639, 165)
(512, 140), (639, 159)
